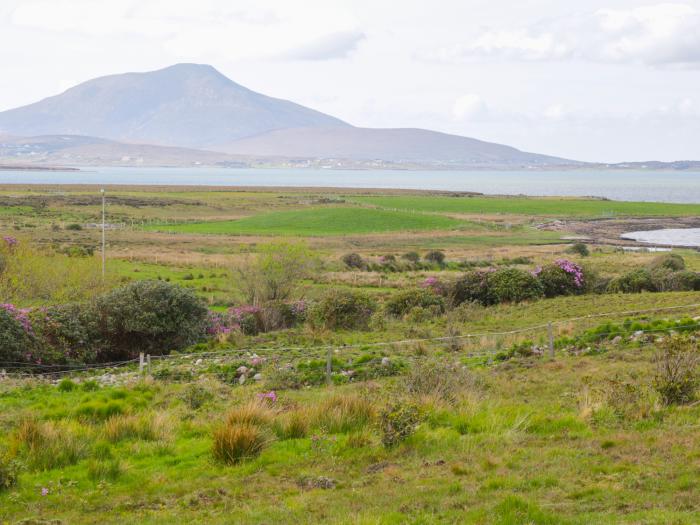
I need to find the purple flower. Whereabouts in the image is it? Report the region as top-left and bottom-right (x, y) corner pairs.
(554, 259), (585, 288)
(257, 391), (277, 403)
(1, 303), (33, 334)
(3, 236), (18, 247)
(41, 487), (49, 496)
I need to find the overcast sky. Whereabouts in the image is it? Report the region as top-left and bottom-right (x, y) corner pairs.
(2, 0), (700, 162)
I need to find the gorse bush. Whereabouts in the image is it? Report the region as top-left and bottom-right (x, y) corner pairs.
(385, 288), (445, 317)
(380, 401), (421, 448)
(95, 280), (209, 359)
(311, 289), (376, 330)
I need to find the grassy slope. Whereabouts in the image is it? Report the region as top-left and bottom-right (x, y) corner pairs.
(2, 345), (700, 524)
(351, 196), (700, 217)
(143, 207), (465, 236)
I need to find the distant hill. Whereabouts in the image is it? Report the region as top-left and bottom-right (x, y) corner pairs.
(215, 127), (573, 167)
(0, 63), (583, 167)
(0, 64), (348, 149)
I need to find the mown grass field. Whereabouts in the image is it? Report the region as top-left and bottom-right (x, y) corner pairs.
(351, 195), (700, 217)
(143, 207), (466, 236)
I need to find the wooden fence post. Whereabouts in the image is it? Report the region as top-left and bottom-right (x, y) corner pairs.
(147, 354), (152, 375)
(326, 347), (333, 386)
(548, 323), (554, 358)
(139, 352), (145, 374)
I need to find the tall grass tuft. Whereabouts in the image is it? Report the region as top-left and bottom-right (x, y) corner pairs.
(103, 412), (171, 443)
(212, 423), (268, 465)
(313, 394), (375, 433)
(12, 418), (89, 470)
(225, 401), (275, 428)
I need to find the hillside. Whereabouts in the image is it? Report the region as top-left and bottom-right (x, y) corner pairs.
(0, 64), (348, 149)
(217, 126), (574, 167)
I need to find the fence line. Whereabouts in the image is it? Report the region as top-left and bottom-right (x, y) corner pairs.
(3, 301), (700, 378)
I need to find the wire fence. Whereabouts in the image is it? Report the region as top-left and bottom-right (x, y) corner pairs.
(2, 301), (700, 380)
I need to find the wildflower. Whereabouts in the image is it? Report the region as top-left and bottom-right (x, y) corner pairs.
(3, 235), (17, 247)
(41, 487), (49, 496)
(554, 259), (585, 288)
(257, 391), (277, 403)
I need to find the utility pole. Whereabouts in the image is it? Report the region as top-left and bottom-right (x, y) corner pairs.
(101, 188), (106, 280)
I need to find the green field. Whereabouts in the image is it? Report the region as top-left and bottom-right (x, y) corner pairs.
(351, 195), (700, 217)
(145, 207), (465, 236)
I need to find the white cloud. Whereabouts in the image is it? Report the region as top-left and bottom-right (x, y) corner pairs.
(283, 30), (365, 60)
(431, 3), (700, 67)
(452, 94), (487, 119)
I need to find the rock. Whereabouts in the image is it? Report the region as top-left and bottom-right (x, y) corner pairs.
(612, 336), (622, 345)
(236, 366), (248, 375)
(238, 374), (247, 385)
(381, 357), (390, 366)
(253, 373), (262, 381)
(195, 359), (203, 365)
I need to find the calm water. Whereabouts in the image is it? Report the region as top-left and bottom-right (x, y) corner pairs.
(622, 228), (700, 247)
(0, 167), (699, 203)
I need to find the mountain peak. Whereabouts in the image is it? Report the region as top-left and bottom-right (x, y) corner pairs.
(0, 64), (348, 148)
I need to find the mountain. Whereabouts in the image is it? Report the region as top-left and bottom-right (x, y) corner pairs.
(215, 127), (572, 166)
(0, 63), (581, 168)
(0, 134), (246, 167)
(0, 64), (348, 149)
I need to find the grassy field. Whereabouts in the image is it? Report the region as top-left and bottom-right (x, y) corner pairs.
(2, 184), (700, 524)
(351, 195), (700, 217)
(143, 207), (466, 236)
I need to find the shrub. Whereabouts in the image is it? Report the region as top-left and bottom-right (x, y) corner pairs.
(212, 423), (268, 465)
(57, 378), (78, 392)
(385, 288), (445, 317)
(95, 280), (209, 359)
(402, 252), (420, 263)
(0, 453), (20, 491)
(313, 395), (375, 433)
(259, 301), (297, 332)
(424, 250), (446, 265)
(179, 384), (214, 410)
(648, 253), (685, 272)
(651, 269), (700, 292)
(65, 223), (83, 231)
(449, 270), (495, 306)
(233, 243), (318, 304)
(228, 305), (264, 335)
(311, 289), (376, 330)
(405, 360), (478, 403)
(607, 269), (656, 294)
(567, 242), (590, 257)
(342, 252), (365, 269)
(489, 268), (544, 303)
(29, 302), (101, 365)
(536, 260), (587, 298)
(0, 305), (34, 364)
(653, 335), (700, 406)
(380, 401), (421, 447)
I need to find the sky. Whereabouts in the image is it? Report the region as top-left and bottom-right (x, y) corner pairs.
(2, 0), (700, 162)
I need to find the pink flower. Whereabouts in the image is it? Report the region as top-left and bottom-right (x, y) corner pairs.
(257, 391), (277, 403)
(41, 487), (49, 496)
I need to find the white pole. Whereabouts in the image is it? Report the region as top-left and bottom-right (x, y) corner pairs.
(101, 188), (106, 280)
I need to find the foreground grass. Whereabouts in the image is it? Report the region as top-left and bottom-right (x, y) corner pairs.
(351, 195), (700, 217)
(2, 342), (699, 524)
(143, 207), (467, 236)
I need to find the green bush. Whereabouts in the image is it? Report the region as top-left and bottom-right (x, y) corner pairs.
(607, 269), (657, 294)
(424, 250), (446, 265)
(489, 268), (544, 303)
(537, 264), (584, 298)
(29, 302), (100, 365)
(95, 280), (209, 359)
(648, 253), (685, 272)
(449, 270), (495, 306)
(0, 306), (34, 364)
(380, 401), (421, 448)
(651, 269), (700, 292)
(311, 289), (377, 330)
(402, 252), (420, 263)
(0, 453), (20, 491)
(385, 288), (445, 317)
(567, 242), (590, 257)
(341, 252), (364, 269)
